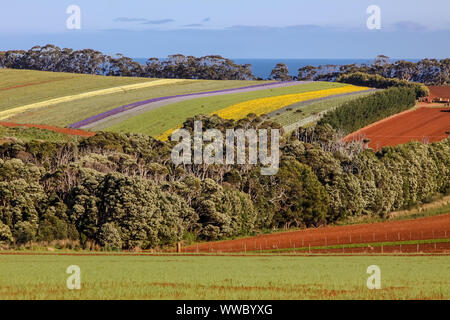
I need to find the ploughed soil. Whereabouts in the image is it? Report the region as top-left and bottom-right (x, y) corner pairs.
(344, 106), (450, 150)
(429, 86), (450, 100)
(0, 121), (95, 137)
(183, 213), (450, 254)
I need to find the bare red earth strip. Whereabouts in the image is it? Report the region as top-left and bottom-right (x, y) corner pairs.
(429, 86), (450, 100)
(0, 122), (96, 137)
(344, 107), (450, 150)
(183, 213), (450, 253)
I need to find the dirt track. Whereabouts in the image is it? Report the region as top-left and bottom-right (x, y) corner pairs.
(0, 122), (96, 137)
(183, 213), (450, 253)
(344, 106), (450, 150)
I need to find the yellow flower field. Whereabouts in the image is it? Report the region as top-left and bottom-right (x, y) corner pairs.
(214, 85), (369, 120)
(156, 85), (369, 141)
(0, 79), (188, 121)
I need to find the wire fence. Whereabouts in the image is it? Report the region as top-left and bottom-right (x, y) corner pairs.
(184, 229), (450, 254)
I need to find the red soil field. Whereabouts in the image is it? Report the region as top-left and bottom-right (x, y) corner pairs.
(183, 213), (450, 254)
(0, 122), (96, 137)
(428, 86), (450, 101)
(344, 107), (450, 150)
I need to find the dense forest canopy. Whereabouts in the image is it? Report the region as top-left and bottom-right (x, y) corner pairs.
(1, 116), (448, 250)
(0, 44), (254, 80)
(298, 55), (450, 85)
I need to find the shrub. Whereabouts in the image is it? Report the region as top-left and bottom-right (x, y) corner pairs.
(337, 72), (429, 98)
(98, 223), (122, 250)
(0, 221), (13, 244)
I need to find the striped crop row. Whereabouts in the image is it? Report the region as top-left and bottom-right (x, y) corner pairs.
(157, 85), (369, 140)
(213, 85), (369, 120)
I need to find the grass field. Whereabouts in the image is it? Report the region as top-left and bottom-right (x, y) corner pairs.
(0, 125), (78, 143)
(106, 82), (348, 137)
(0, 254), (448, 299)
(272, 91), (375, 128)
(0, 69), (156, 111)
(1, 69), (269, 126)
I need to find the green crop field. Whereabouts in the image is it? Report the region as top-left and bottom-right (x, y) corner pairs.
(0, 254), (448, 300)
(272, 91), (376, 128)
(1, 69), (269, 126)
(105, 82), (347, 137)
(0, 126), (77, 143)
(0, 69), (157, 111)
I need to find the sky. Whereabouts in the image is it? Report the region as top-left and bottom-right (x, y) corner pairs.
(0, 0), (449, 59)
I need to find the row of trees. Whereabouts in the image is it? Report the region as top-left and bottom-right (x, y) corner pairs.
(0, 44), (255, 80)
(3, 46), (447, 83)
(1, 115), (449, 250)
(337, 72), (429, 99)
(318, 86), (417, 133)
(297, 55), (450, 85)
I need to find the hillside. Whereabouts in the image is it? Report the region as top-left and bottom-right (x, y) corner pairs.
(0, 69), (270, 127)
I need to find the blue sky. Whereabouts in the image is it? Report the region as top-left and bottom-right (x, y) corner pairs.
(0, 0), (449, 58)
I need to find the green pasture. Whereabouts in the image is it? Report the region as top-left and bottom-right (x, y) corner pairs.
(0, 254), (448, 299)
(1, 69), (268, 126)
(0, 69), (156, 111)
(0, 125), (77, 143)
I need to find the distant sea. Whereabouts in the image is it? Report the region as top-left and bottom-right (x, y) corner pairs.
(233, 58), (374, 79)
(134, 58), (417, 80)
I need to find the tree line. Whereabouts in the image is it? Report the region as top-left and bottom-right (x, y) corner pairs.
(336, 72), (429, 99)
(0, 44), (254, 80)
(318, 86), (417, 134)
(1, 116), (448, 250)
(297, 55), (450, 85)
(2, 46), (448, 84)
